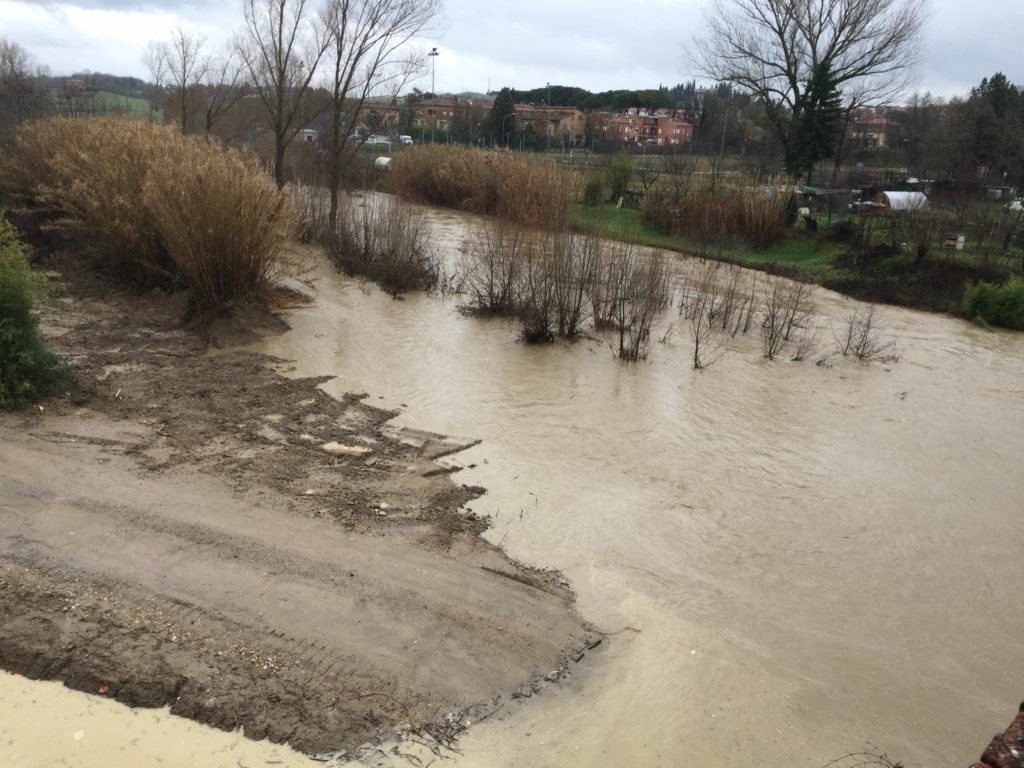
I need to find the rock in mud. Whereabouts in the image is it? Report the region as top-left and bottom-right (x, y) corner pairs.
(971, 702), (1024, 768)
(321, 441), (372, 456)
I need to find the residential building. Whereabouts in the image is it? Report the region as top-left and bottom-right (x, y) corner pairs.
(601, 110), (693, 146)
(513, 104), (586, 144)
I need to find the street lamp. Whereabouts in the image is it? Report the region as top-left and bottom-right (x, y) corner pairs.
(428, 47), (439, 97)
(546, 82), (552, 153)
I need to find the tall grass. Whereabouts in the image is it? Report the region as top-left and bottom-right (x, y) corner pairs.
(0, 117), (296, 308)
(144, 144), (295, 308)
(0, 218), (67, 408)
(391, 145), (578, 230)
(642, 173), (792, 250)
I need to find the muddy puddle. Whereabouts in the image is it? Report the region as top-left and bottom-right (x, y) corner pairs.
(6, 201), (1024, 767)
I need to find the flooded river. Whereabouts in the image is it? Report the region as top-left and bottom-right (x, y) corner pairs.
(259, 205), (1024, 768)
(5, 202), (1024, 767)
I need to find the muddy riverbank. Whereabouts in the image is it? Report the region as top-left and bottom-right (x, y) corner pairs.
(0, 234), (588, 755)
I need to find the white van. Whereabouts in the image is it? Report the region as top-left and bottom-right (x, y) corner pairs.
(399, 135), (414, 145)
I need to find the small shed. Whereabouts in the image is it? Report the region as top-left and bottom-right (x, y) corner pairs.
(876, 191), (928, 211)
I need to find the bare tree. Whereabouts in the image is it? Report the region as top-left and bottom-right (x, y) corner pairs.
(321, 0), (438, 229)
(0, 39), (51, 142)
(142, 41), (169, 120)
(693, 0), (927, 159)
(689, 294), (726, 369)
(238, 0), (332, 187)
(833, 304), (897, 361)
(202, 45), (247, 134)
(146, 28), (209, 132)
(169, 28), (207, 132)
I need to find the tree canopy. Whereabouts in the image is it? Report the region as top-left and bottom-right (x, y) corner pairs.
(694, 0), (926, 156)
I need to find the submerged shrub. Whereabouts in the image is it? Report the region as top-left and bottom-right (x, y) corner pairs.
(0, 219), (66, 408)
(963, 278), (1024, 330)
(326, 196), (438, 296)
(0, 117), (296, 307)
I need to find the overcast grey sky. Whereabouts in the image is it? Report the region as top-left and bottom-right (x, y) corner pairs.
(1, 0), (1021, 99)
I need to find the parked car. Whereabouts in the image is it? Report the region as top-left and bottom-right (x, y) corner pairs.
(398, 135), (413, 145)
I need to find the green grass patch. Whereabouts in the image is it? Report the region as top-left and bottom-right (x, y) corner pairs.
(737, 236), (844, 271)
(577, 204), (682, 251)
(577, 203), (844, 273)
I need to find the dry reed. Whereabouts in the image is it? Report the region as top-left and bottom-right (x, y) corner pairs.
(391, 145), (578, 230)
(0, 117), (296, 308)
(643, 173), (792, 250)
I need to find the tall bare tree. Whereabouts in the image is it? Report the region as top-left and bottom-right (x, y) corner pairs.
(238, 0), (332, 187)
(0, 38), (51, 143)
(321, 0), (438, 229)
(201, 45), (247, 134)
(146, 27), (208, 132)
(692, 0), (927, 165)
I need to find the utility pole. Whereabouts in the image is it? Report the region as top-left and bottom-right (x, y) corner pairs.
(546, 82), (552, 153)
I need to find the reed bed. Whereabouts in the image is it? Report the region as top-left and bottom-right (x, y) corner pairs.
(391, 145), (578, 230)
(643, 173), (792, 250)
(0, 117), (296, 308)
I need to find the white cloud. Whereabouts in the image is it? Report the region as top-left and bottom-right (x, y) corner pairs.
(2, 0), (1021, 97)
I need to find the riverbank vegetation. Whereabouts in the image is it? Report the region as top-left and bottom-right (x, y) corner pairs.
(392, 145), (578, 230)
(0, 117), (296, 310)
(0, 218), (66, 408)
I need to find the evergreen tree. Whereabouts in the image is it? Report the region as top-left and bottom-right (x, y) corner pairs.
(786, 62), (843, 182)
(486, 87), (516, 147)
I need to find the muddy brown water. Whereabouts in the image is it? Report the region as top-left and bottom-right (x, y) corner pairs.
(5, 201), (1024, 767)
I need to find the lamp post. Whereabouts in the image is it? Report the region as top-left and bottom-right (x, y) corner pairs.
(428, 47), (439, 144)
(546, 82), (552, 153)
(429, 47), (438, 96)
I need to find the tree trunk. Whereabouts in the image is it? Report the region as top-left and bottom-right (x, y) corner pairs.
(274, 138), (286, 189)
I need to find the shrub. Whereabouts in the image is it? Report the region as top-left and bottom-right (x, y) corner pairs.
(143, 142), (296, 309)
(1, 117), (171, 281)
(0, 219), (66, 408)
(463, 221), (527, 315)
(581, 174), (604, 207)
(291, 184), (332, 244)
(962, 278), (1024, 330)
(607, 149), (632, 202)
(326, 196), (438, 296)
(391, 145), (577, 230)
(0, 117), (296, 308)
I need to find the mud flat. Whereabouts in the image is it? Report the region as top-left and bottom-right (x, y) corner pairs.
(0, 241), (587, 756)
